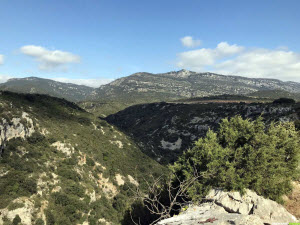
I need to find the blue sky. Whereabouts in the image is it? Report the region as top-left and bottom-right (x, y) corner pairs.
(0, 0), (300, 87)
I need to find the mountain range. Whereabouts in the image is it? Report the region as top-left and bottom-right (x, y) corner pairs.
(1, 70), (300, 224)
(1, 70), (300, 103)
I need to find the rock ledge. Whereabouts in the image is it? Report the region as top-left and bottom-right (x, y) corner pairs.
(157, 189), (298, 225)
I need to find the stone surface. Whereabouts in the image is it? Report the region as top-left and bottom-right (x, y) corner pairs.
(0, 197), (35, 225)
(157, 189), (298, 225)
(0, 112), (35, 156)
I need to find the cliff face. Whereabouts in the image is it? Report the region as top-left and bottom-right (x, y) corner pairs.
(157, 189), (298, 225)
(106, 102), (300, 163)
(0, 112), (35, 156)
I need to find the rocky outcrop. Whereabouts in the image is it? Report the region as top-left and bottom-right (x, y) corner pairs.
(157, 189), (298, 225)
(0, 197), (35, 225)
(0, 112), (35, 155)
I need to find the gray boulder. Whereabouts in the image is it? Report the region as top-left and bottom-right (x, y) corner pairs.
(157, 189), (298, 225)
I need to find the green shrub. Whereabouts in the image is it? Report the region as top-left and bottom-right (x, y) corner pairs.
(0, 171), (37, 209)
(86, 157), (95, 167)
(27, 132), (45, 144)
(46, 210), (55, 225)
(171, 116), (300, 202)
(273, 98), (296, 104)
(295, 120), (300, 131)
(12, 215), (21, 225)
(77, 117), (91, 126)
(57, 167), (81, 182)
(65, 183), (85, 198)
(8, 202), (25, 211)
(35, 218), (44, 225)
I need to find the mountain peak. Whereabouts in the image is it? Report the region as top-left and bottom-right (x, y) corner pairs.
(163, 69), (196, 78)
(176, 69), (193, 77)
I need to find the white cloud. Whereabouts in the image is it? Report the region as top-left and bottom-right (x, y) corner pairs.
(0, 74), (13, 84)
(176, 42), (300, 82)
(0, 55), (4, 65)
(214, 49), (300, 81)
(180, 36), (202, 48)
(20, 45), (80, 71)
(53, 77), (114, 88)
(177, 42), (244, 70)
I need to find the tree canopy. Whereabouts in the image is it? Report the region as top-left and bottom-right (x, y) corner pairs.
(171, 116), (300, 202)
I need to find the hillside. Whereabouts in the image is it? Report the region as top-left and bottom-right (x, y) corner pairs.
(96, 70), (300, 102)
(2, 70), (300, 105)
(0, 91), (166, 225)
(248, 89), (300, 100)
(106, 101), (300, 164)
(0, 77), (96, 102)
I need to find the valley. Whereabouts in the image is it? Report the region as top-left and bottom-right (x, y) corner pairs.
(0, 71), (300, 225)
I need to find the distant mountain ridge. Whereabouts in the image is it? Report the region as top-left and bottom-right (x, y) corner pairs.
(1, 71), (300, 103)
(0, 77), (96, 102)
(96, 70), (300, 102)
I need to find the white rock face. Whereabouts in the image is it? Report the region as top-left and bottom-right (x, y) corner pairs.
(51, 141), (74, 156)
(115, 174), (125, 186)
(0, 112), (35, 155)
(128, 175), (139, 186)
(0, 197), (35, 225)
(161, 138), (182, 150)
(109, 140), (123, 148)
(157, 189), (298, 225)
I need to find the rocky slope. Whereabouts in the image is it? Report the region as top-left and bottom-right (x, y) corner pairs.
(106, 101), (300, 164)
(157, 189), (298, 225)
(0, 77), (96, 102)
(96, 70), (300, 102)
(2, 70), (300, 104)
(0, 91), (166, 225)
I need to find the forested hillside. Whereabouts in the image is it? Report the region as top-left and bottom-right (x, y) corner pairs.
(0, 91), (166, 225)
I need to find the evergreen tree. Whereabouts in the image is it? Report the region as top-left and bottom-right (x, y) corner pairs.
(171, 116), (300, 202)
(12, 215), (21, 225)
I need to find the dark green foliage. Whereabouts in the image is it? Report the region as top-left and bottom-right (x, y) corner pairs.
(35, 218), (44, 225)
(89, 195), (126, 223)
(295, 120), (300, 131)
(273, 98), (296, 104)
(57, 166), (81, 182)
(86, 156), (95, 166)
(8, 202), (25, 211)
(46, 210), (55, 225)
(77, 117), (92, 125)
(12, 215), (21, 225)
(27, 132), (45, 144)
(64, 156), (77, 166)
(65, 183), (85, 198)
(122, 200), (158, 225)
(112, 193), (128, 213)
(102, 152), (109, 161)
(171, 116), (300, 202)
(98, 120), (108, 127)
(0, 171), (37, 208)
(88, 216), (97, 225)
